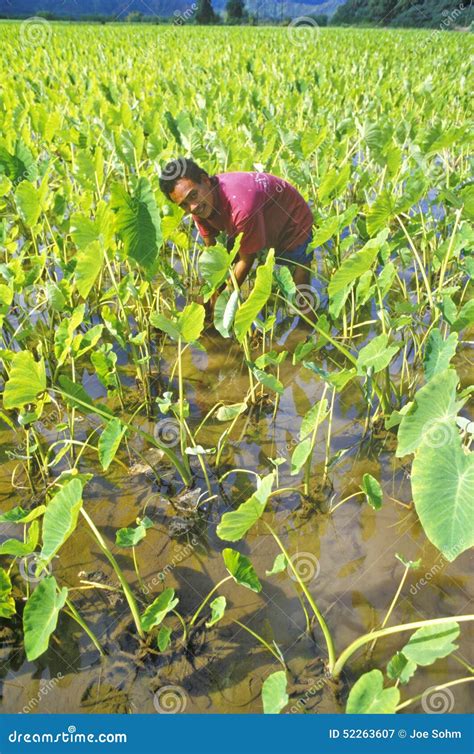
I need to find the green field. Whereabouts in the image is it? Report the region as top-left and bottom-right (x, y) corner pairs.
(0, 23), (473, 715)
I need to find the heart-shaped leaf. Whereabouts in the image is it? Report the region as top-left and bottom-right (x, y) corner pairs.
(222, 548), (261, 592)
(141, 588), (179, 632)
(346, 669), (400, 714)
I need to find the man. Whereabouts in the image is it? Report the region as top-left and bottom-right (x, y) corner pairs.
(159, 158), (314, 307)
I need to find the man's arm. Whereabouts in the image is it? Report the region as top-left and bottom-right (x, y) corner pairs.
(233, 250), (258, 288)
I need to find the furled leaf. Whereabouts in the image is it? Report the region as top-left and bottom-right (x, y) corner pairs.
(38, 479), (83, 572)
(98, 418), (127, 471)
(395, 553), (421, 570)
(262, 671), (288, 714)
(346, 669), (400, 714)
(3, 351), (47, 410)
(205, 596), (227, 628)
(290, 437), (312, 476)
(157, 625), (172, 651)
(214, 289), (239, 338)
(411, 431), (473, 560)
(361, 474), (383, 510)
(266, 553), (288, 576)
(141, 588), (179, 632)
(23, 576), (68, 661)
(386, 652), (417, 685)
(222, 548), (262, 592)
(396, 370), (460, 457)
(299, 398), (329, 440)
(401, 623), (460, 666)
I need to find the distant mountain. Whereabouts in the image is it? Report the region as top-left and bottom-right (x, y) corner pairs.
(0, 0), (346, 18)
(332, 0), (474, 28)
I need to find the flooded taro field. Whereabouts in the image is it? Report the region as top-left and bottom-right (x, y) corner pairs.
(0, 23), (473, 716)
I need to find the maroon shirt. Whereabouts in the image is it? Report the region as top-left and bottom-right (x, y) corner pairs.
(192, 172), (313, 256)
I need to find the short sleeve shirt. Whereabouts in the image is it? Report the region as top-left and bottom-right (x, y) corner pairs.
(192, 172), (313, 256)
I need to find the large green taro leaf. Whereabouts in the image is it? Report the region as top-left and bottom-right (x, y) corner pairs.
(38, 479), (83, 573)
(396, 369), (461, 457)
(411, 430), (474, 561)
(3, 351), (47, 410)
(234, 250), (274, 343)
(23, 576), (68, 661)
(110, 178), (162, 272)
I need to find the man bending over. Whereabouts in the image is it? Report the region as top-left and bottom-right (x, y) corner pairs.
(159, 158), (314, 306)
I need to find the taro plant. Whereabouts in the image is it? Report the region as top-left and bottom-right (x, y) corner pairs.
(215, 472), (474, 713)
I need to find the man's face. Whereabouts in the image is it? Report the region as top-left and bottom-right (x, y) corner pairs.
(169, 176), (215, 219)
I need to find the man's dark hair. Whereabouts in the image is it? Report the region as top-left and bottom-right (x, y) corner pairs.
(159, 157), (209, 198)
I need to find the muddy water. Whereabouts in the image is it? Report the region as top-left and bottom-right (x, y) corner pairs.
(0, 330), (472, 715)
